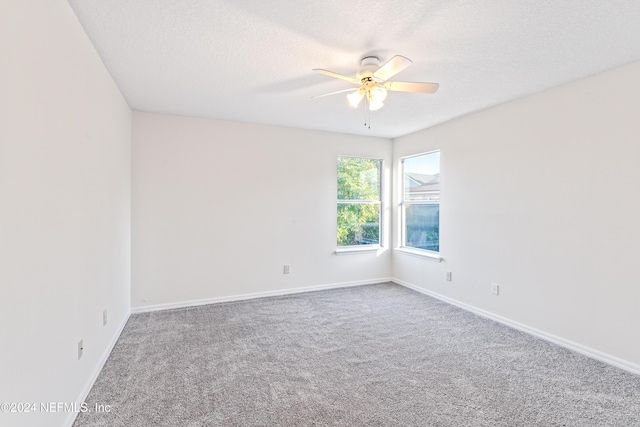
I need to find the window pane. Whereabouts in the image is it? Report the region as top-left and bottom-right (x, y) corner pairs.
(404, 204), (439, 252)
(337, 203), (380, 246)
(404, 152), (440, 201)
(337, 157), (381, 201)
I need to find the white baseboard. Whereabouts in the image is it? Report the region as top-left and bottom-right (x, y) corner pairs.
(393, 278), (640, 377)
(130, 278), (394, 314)
(64, 310), (131, 427)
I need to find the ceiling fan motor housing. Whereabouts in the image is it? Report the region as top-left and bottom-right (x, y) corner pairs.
(357, 56), (381, 81)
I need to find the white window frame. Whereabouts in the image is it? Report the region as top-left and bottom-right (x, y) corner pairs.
(397, 151), (442, 262)
(335, 156), (383, 254)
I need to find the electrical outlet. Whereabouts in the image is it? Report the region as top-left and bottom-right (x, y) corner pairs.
(78, 339), (84, 360)
(491, 283), (500, 295)
(283, 264), (290, 274)
(103, 309), (108, 326)
(445, 271), (452, 282)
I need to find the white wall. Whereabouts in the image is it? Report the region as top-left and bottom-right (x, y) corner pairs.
(392, 61), (640, 368)
(0, 1), (131, 426)
(132, 113), (392, 309)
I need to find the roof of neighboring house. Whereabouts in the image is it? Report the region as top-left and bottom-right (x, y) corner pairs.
(406, 173), (440, 194)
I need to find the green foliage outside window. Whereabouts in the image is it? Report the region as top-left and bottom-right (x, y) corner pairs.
(337, 157), (381, 246)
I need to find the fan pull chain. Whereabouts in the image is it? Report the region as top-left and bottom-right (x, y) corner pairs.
(364, 97), (371, 129)
(364, 104), (367, 128)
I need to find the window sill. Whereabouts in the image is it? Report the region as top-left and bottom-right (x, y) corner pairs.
(395, 247), (442, 262)
(335, 245), (381, 255)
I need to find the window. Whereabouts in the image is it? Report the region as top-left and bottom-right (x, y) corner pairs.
(337, 156), (382, 247)
(401, 151), (440, 252)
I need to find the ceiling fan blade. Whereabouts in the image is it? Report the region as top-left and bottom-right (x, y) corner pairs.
(311, 88), (358, 99)
(385, 81), (439, 93)
(373, 55), (412, 82)
(312, 69), (358, 83)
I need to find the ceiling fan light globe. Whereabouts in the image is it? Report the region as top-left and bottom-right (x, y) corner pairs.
(347, 89), (364, 108)
(370, 86), (388, 103)
(369, 100), (384, 111)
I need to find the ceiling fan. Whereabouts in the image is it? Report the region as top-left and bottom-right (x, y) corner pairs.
(312, 55), (439, 111)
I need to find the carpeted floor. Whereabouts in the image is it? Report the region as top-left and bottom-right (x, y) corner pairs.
(73, 283), (640, 426)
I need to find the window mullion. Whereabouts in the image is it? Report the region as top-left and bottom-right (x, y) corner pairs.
(337, 200), (380, 204)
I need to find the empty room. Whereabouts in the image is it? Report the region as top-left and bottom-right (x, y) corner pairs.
(2, 0), (640, 426)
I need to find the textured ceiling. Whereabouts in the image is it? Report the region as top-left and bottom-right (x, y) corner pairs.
(68, 0), (640, 138)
